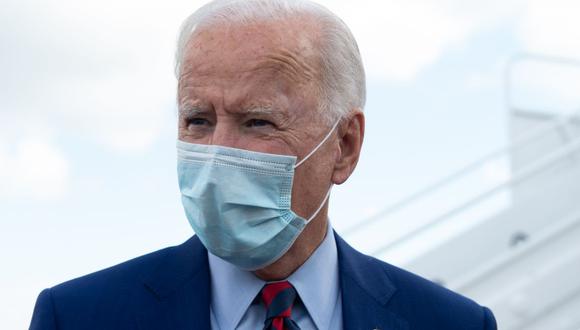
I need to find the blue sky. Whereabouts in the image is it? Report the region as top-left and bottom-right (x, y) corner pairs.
(2, 0), (580, 328)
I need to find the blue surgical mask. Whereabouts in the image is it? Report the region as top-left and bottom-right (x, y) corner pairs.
(177, 119), (339, 270)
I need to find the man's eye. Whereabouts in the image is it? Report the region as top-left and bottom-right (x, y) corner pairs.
(188, 118), (210, 126)
(245, 119), (273, 128)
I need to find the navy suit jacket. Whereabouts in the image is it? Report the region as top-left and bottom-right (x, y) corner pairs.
(30, 233), (497, 330)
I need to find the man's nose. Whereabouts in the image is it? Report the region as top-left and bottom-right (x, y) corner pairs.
(209, 121), (240, 148)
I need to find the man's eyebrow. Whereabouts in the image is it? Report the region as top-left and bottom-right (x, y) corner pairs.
(178, 104), (290, 121)
(243, 106), (289, 120)
(244, 106), (276, 115)
(179, 104), (205, 117)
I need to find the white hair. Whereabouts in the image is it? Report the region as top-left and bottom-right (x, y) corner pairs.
(174, 0), (366, 123)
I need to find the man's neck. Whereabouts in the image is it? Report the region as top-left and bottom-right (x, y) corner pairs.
(253, 215), (328, 281)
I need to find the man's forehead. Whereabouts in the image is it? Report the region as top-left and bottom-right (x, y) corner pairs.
(177, 17), (324, 123)
(193, 14), (320, 44)
(180, 18), (321, 82)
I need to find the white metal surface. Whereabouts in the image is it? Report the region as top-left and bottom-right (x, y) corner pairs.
(345, 54), (580, 330)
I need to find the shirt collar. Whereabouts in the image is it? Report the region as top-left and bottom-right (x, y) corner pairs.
(208, 222), (340, 330)
(208, 252), (264, 330)
(288, 222), (340, 330)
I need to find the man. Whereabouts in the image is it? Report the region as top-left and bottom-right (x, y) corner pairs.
(30, 0), (497, 329)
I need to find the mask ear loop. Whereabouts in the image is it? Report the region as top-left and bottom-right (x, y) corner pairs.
(305, 185), (333, 223)
(293, 118), (341, 169)
(293, 118), (340, 223)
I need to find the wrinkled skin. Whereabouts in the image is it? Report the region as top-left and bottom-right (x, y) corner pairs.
(177, 15), (365, 280)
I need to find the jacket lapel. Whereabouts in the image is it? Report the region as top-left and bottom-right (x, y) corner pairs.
(335, 232), (409, 330)
(134, 232), (407, 330)
(137, 236), (211, 330)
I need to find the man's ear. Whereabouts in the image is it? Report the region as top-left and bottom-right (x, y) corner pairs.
(332, 109), (365, 185)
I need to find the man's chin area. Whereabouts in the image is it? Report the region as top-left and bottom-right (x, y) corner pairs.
(252, 217), (328, 281)
(252, 258), (293, 281)
(252, 243), (314, 281)
(252, 247), (309, 281)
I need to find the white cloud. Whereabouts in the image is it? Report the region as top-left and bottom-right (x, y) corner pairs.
(0, 0), (205, 153)
(319, 0), (465, 80)
(0, 137), (70, 201)
(518, 0), (580, 59)
(41, 74), (172, 152)
(320, 0), (525, 81)
(1, 0), (529, 141)
(509, 0), (580, 114)
(0, 0), (544, 155)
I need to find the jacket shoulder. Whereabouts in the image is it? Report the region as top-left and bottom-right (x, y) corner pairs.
(334, 232), (496, 329)
(372, 256), (496, 330)
(30, 238), (198, 330)
(50, 241), (178, 297)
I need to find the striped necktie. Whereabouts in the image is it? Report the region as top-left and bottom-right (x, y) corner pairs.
(261, 281), (301, 330)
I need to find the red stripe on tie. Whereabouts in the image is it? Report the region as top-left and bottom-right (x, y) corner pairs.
(261, 281), (298, 330)
(261, 281), (292, 308)
(273, 318), (284, 330)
